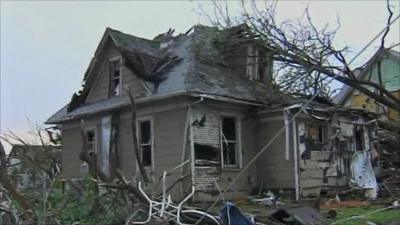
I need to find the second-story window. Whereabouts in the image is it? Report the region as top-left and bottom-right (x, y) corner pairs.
(247, 45), (269, 83)
(109, 57), (122, 96)
(138, 120), (153, 167)
(247, 45), (259, 81)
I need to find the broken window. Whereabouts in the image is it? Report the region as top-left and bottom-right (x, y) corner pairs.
(221, 117), (240, 168)
(353, 126), (365, 151)
(139, 120), (152, 167)
(109, 57), (122, 96)
(86, 129), (96, 153)
(306, 124), (326, 143)
(191, 110), (221, 166)
(194, 144), (220, 166)
(246, 45), (270, 83)
(305, 124), (327, 151)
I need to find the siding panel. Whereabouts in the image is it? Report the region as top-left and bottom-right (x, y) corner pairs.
(256, 119), (295, 189)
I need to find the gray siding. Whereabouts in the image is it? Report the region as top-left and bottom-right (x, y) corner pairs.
(60, 117), (101, 179)
(61, 126), (83, 179)
(60, 99), (189, 195)
(60, 97), (262, 199)
(117, 115), (137, 178)
(255, 117), (295, 189)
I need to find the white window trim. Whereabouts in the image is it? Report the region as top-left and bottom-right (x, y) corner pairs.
(220, 113), (243, 170)
(136, 116), (155, 171)
(84, 126), (97, 154)
(109, 55), (123, 96)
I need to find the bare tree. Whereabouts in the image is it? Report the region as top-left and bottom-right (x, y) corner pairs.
(0, 142), (34, 222)
(208, 0), (400, 109)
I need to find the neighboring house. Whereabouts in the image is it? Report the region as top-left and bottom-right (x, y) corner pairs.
(335, 48), (400, 121)
(46, 25), (378, 200)
(8, 145), (61, 191)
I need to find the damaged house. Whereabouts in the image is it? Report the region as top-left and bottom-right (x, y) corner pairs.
(46, 25), (378, 200)
(335, 48), (400, 121)
(335, 48), (400, 198)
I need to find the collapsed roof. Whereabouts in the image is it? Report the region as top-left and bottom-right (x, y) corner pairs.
(47, 25), (289, 124)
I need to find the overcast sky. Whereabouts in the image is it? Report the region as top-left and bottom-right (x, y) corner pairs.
(1, 1), (399, 149)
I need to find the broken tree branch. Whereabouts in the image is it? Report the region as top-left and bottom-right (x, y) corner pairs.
(78, 120), (110, 182)
(381, 0), (394, 48)
(209, 1), (400, 109)
(127, 88), (150, 184)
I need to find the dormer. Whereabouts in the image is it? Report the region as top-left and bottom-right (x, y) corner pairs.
(246, 44), (273, 85)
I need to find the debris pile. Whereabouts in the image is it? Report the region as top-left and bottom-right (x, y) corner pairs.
(377, 120), (400, 199)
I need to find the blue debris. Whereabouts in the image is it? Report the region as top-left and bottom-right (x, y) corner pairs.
(219, 202), (254, 225)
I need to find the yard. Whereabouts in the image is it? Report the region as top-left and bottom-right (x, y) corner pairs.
(327, 206), (400, 225)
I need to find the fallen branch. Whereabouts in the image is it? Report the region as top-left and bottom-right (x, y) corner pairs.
(165, 174), (191, 195)
(127, 88), (150, 184)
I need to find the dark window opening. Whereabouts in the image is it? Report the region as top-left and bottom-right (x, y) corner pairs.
(221, 117), (238, 167)
(194, 144), (220, 166)
(141, 145), (152, 166)
(257, 55), (265, 82)
(140, 121), (151, 144)
(318, 126), (325, 143)
(223, 142), (236, 165)
(110, 59), (121, 96)
(305, 124), (326, 151)
(139, 120), (152, 167)
(354, 126), (364, 151)
(86, 130), (96, 153)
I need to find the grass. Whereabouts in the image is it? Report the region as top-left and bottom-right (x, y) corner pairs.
(326, 206), (400, 225)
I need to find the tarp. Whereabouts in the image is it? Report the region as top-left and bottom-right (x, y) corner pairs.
(350, 151), (378, 199)
(219, 202), (254, 225)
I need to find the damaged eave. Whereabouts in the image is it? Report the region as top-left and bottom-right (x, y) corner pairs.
(46, 91), (189, 124)
(46, 91), (267, 124)
(192, 92), (269, 107)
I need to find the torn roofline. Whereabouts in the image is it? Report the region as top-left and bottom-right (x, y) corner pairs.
(82, 27), (161, 84)
(46, 91), (269, 124)
(256, 103), (332, 115)
(79, 27), (162, 93)
(192, 92), (269, 106)
(257, 102), (379, 118)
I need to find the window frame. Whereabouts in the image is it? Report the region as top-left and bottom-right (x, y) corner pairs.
(109, 56), (123, 97)
(305, 123), (327, 144)
(84, 126), (97, 154)
(136, 117), (154, 170)
(353, 125), (369, 152)
(220, 114), (242, 169)
(246, 45), (263, 82)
